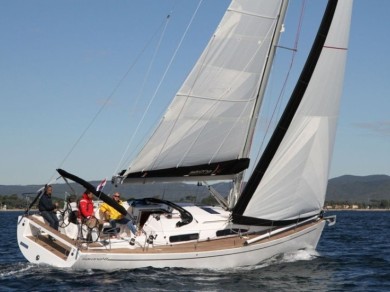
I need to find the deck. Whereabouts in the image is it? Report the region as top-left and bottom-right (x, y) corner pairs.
(25, 215), (321, 256)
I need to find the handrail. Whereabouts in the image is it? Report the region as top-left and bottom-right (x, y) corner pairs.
(244, 215), (319, 246)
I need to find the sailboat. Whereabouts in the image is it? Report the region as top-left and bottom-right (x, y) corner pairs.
(17, 0), (352, 270)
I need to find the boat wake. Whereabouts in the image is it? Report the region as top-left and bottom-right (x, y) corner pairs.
(232, 249), (319, 271)
(280, 249), (319, 263)
(0, 262), (34, 278)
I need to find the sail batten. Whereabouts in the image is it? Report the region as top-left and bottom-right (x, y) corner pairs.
(228, 8), (280, 19)
(175, 93), (257, 103)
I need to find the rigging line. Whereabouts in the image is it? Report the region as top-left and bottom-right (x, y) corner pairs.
(120, 0), (205, 173)
(61, 176), (76, 196)
(127, 16), (172, 125)
(114, 13), (172, 175)
(135, 0), (205, 173)
(124, 1), (180, 124)
(209, 13), (286, 164)
(157, 0), (266, 171)
(50, 15), (170, 182)
(169, 35), (221, 167)
(190, 18), (280, 166)
(251, 0), (306, 168)
(24, 176), (61, 215)
(152, 0), (269, 169)
(165, 25), (218, 166)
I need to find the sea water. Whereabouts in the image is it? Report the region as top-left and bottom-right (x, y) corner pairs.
(1, 211), (389, 291)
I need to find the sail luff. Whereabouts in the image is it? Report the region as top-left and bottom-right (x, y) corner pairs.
(229, 0), (289, 208)
(233, 0), (346, 220)
(241, 0), (289, 160)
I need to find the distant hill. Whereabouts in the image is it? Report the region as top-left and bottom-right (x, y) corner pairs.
(0, 181), (232, 203)
(1, 175), (390, 203)
(326, 174), (390, 203)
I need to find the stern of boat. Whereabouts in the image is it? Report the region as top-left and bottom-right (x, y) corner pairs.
(17, 215), (79, 268)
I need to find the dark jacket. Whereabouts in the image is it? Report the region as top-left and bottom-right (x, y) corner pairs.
(38, 192), (56, 212)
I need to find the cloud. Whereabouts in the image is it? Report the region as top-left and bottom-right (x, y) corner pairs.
(353, 121), (390, 136)
(97, 98), (114, 107)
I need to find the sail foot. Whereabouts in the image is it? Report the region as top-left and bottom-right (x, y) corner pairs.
(231, 213), (321, 227)
(121, 158), (250, 182)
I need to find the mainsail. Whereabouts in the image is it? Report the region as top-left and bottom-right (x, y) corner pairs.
(233, 0), (353, 224)
(121, 0), (288, 183)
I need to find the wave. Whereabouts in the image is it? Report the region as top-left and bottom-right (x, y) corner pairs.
(0, 262), (34, 278)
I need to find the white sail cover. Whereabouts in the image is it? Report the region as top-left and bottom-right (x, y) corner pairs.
(123, 0), (285, 180)
(242, 0), (353, 220)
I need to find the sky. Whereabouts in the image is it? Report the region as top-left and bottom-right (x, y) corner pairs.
(0, 0), (389, 186)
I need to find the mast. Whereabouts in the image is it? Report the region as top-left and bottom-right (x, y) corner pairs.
(233, 0), (340, 220)
(229, 0), (289, 208)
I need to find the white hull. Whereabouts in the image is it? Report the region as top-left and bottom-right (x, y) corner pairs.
(17, 214), (326, 270)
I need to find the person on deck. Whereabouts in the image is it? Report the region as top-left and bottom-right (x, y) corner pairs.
(79, 190), (102, 230)
(99, 192), (137, 236)
(38, 185), (59, 230)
